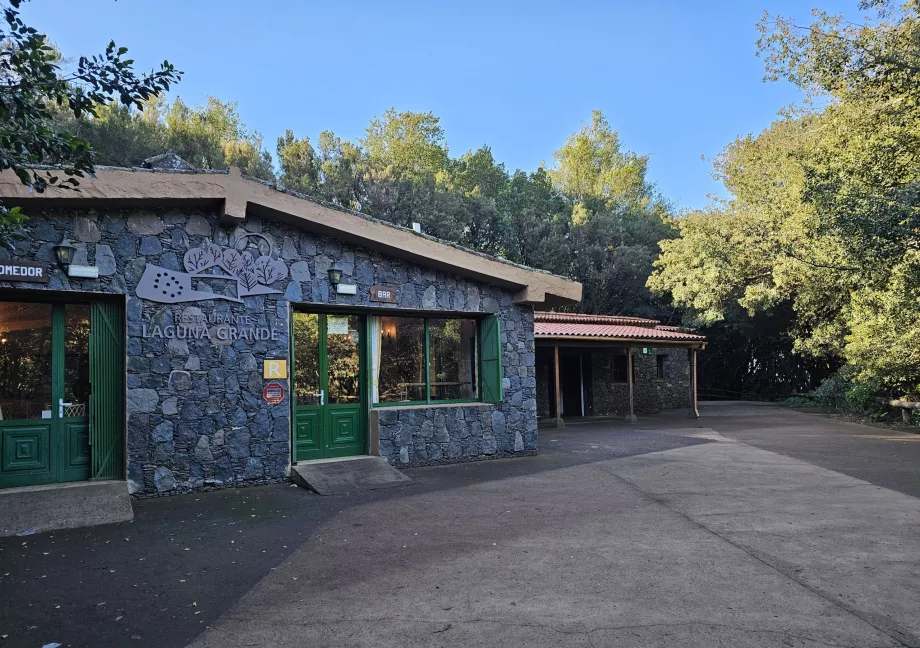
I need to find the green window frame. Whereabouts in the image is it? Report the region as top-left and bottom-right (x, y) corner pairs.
(373, 314), (502, 407)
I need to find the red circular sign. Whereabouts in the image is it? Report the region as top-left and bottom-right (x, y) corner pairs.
(263, 382), (285, 404)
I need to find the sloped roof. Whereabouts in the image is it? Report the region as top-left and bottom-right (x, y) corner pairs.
(534, 311), (706, 346)
(0, 165), (582, 307)
(535, 311), (661, 327)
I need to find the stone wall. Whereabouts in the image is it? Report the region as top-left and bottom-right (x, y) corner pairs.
(376, 302), (536, 466)
(536, 346), (692, 418)
(629, 347), (692, 414)
(0, 204), (536, 495)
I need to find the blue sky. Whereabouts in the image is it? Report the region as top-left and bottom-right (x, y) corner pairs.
(26, 0), (858, 211)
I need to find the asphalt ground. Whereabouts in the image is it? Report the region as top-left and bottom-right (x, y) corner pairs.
(0, 427), (704, 648)
(684, 401), (920, 499)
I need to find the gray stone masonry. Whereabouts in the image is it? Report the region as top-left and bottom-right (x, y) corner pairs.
(591, 347), (691, 416)
(0, 206), (537, 496)
(536, 346), (691, 418)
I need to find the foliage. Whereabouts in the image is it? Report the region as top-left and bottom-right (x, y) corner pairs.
(650, 1), (920, 396)
(54, 95), (274, 180)
(696, 304), (839, 399)
(782, 396), (816, 406)
(810, 369), (890, 419)
(362, 109), (448, 180)
(810, 371), (852, 408)
(274, 108), (677, 319)
(0, 203), (26, 251)
(0, 0), (180, 248)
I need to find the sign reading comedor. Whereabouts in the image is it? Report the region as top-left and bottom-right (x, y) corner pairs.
(0, 260), (48, 283)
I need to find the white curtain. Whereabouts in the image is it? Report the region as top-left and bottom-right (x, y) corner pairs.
(369, 316), (382, 403)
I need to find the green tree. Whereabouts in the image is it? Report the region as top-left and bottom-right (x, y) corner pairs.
(549, 110), (676, 317)
(549, 110), (651, 206)
(362, 109), (448, 180)
(0, 0), (180, 248)
(651, 1), (920, 396)
(276, 129), (319, 195)
(52, 95), (276, 181)
(162, 97), (273, 180)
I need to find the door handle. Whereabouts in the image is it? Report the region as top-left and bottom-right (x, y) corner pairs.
(319, 389), (325, 406)
(58, 398), (63, 418)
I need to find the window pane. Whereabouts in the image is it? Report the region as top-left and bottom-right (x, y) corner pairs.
(327, 315), (360, 404)
(0, 302), (53, 420)
(612, 354), (627, 382)
(63, 304), (90, 417)
(293, 312), (320, 406)
(377, 317), (425, 403)
(429, 318), (478, 401)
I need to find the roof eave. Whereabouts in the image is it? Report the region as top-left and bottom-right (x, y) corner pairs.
(0, 166), (583, 307)
(535, 334), (706, 348)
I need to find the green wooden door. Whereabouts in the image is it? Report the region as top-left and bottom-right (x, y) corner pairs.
(292, 313), (366, 462)
(90, 302), (125, 480)
(0, 302), (94, 488)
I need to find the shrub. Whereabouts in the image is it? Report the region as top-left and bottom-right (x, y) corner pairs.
(811, 373), (851, 408)
(811, 371), (889, 419)
(782, 396), (815, 406)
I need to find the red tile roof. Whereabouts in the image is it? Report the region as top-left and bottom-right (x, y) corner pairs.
(534, 311), (660, 327)
(534, 311), (706, 344)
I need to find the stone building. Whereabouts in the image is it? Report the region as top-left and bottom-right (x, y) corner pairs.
(533, 312), (706, 425)
(0, 165), (580, 515)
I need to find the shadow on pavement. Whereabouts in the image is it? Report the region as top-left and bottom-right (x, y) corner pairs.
(0, 421), (710, 648)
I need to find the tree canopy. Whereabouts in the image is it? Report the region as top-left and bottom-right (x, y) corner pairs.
(52, 96), (675, 320)
(650, 0), (920, 397)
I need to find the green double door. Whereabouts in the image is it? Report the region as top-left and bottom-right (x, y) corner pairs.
(0, 300), (124, 489)
(292, 313), (366, 461)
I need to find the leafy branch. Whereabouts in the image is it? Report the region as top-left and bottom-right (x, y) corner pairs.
(0, 0), (181, 248)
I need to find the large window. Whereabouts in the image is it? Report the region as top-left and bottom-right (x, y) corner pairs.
(429, 319), (478, 401)
(372, 316), (479, 404)
(376, 317), (426, 403)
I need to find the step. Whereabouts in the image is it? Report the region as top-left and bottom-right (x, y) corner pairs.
(0, 480), (134, 537)
(291, 456), (411, 495)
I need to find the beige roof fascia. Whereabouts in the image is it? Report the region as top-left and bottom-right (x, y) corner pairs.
(0, 166), (582, 306)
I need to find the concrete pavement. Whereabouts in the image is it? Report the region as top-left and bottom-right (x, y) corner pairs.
(189, 409), (920, 648)
(3, 403), (920, 648)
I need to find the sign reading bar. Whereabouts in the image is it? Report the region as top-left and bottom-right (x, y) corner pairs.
(0, 260), (48, 283)
(370, 285), (397, 303)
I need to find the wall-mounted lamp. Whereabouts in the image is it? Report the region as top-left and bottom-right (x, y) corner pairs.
(53, 236), (76, 269)
(0, 333), (7, 345)
(327, 265), (342, 287)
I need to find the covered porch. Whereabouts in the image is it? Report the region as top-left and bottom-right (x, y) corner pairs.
(533, 312), (706, 427)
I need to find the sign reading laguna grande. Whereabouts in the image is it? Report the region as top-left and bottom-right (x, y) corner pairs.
(142, 311), (282, 341)
(135, 233), (289, 341)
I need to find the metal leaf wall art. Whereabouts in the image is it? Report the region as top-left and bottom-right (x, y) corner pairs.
(135, 233), (290, 304)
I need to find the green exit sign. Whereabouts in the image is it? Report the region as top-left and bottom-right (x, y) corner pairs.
(640, 347), (655, 355)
